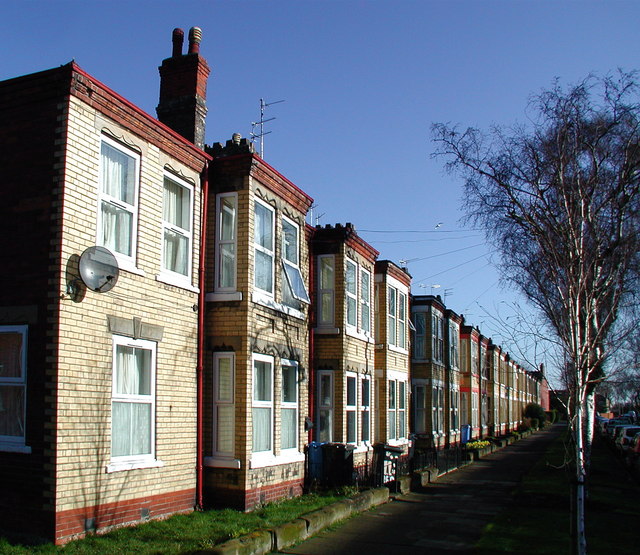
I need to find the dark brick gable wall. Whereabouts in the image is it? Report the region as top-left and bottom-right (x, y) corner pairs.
(0, 65), (71, 541)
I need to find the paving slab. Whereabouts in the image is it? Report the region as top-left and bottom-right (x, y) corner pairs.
(280, 425), (564, 554)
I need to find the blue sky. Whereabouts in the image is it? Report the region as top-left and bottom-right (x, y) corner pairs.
(2, 0), (638, 380)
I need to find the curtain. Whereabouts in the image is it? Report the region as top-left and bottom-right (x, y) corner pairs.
(164, 229), (188, 275)
(101, 143), (134, 203)
(281, 408), (297, 450)
(112, 346), (151, 458)
(164, 179), (190, 231)
(216, 405), (234, 454)
(252, 407), (271, 452)
(101, 202), (132, 256)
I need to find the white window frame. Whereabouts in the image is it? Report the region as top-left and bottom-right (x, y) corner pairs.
(386, 277), (409, 352)
(281, 360), (299, 452)
(317, 255), (336, 329)
(432, 312), (444, 363)
(398, 380), (406, 439)
(361, 376), (371, 444)
(253, 198), (275, 297)
(413, 382), (427, 434)
(214, 192), (238, 294)
(108, 336), (160, 472)
(97, 135), (140, 271)
(388, 379), (397, 440)
(0, 325), (29, 453)
(345, 258), (358, 330)
(159, 172), (194, 287)
(432, 383), (445, 434)
(450, 387), (460, 431)
(449, 322), (459, 369)
(252, 353), (274, 458)
(346, 372), (357, 444)
(317, 370), (334, 443)
(413, 311), (427, 360)
(281, 216), (310, 307)
(213, 352), (235, 459)
(360, 268), (372, 336)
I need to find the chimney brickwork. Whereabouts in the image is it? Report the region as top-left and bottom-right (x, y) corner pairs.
(157, 27), (210, 149)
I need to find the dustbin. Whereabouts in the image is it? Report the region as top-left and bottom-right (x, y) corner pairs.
(306, 441), (325, 483)
(321, 443), (356, 488)
(373, 443), (404, 490)
(461, 424), (471, 444)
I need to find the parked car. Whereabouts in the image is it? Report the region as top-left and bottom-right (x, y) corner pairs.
(606, 419), (632, 438)
(615, 426), (640, 454)
(628, 433), (640, 471)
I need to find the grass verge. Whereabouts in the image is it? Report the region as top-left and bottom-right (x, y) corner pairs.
(0, 490), (350, 554)
(475, 430), (639, 554)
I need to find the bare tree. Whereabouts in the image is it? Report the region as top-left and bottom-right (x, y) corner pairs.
(433, 72), (640, 555)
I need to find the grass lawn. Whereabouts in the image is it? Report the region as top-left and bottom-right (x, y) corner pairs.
(0, 491), (349, 554)
(475, 430), (639, 554)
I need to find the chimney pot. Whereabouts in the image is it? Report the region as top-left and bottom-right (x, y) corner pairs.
(188, 27), (202, 54)
(172, 28), (184, 57)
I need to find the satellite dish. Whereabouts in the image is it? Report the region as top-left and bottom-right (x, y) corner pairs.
(78, 246), (119, 292)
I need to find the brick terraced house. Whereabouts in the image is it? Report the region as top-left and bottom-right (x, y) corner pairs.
(0, 26), (547, 546)
(0, 27), (210, 544)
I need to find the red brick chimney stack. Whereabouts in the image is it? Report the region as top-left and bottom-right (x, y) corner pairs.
(157, 27), (210, 149)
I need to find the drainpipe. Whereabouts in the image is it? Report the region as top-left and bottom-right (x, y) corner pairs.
(196, 160), (209, 510)
(308, 228), (316, 443)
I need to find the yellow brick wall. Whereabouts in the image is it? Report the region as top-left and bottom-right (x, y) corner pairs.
(54, 97), (203, 512)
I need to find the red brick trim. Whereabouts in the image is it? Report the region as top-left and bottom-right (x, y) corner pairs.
(54, 488), (195, 544)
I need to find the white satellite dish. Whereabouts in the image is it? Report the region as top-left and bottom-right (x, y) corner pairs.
(78, 246), (119, 292)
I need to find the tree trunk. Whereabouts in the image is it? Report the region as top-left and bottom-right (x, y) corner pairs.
(584, 391), (596, 471)
(574, 398), (587, 555)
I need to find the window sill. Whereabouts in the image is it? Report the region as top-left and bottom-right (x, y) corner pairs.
(314, 327), (341, 335)
(156, 273), (199, 293)
(252, 291), (305, 320)
(345, 327), (374, 343)
(388, 345), (409, 355)
(249, 451), (305, 469)
(387, 438), (409, 448)
(0, 443), (31, 454)
(207, 291), (243, 302)
(204, 456), (242, 469)
(106, 458), (164, 473)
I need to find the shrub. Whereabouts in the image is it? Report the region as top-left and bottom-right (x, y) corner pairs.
(524, 403), (547, 425)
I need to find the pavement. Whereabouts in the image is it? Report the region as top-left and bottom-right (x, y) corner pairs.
(280, 424), (566, 554)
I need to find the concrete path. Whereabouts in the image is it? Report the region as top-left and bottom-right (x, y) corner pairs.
(281, 425), (565, 554)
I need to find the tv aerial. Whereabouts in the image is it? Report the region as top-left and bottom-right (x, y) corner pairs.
(250, 98), (285, 159)
(78, 246), (120, 292)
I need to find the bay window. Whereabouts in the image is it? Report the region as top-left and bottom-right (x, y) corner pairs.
(215, 193), (237, 291)
(388, 285), (408, 350)
(346, 374), (357, 443)
(213, 353), (235, 457)
(252, 354), (273, 453)
(317, 371), (333, 442)
(254, 200), (274, 295)
(413, 312), (426, 359)
(345, 259), (358, 328)
(282, 216), (310, 307)
(414, 383), (427, 434)
(281, 361), (298, 451)
(360, 269), (372, 335)
(361, 377), (371, 443)
(317, 255), (335, 327)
